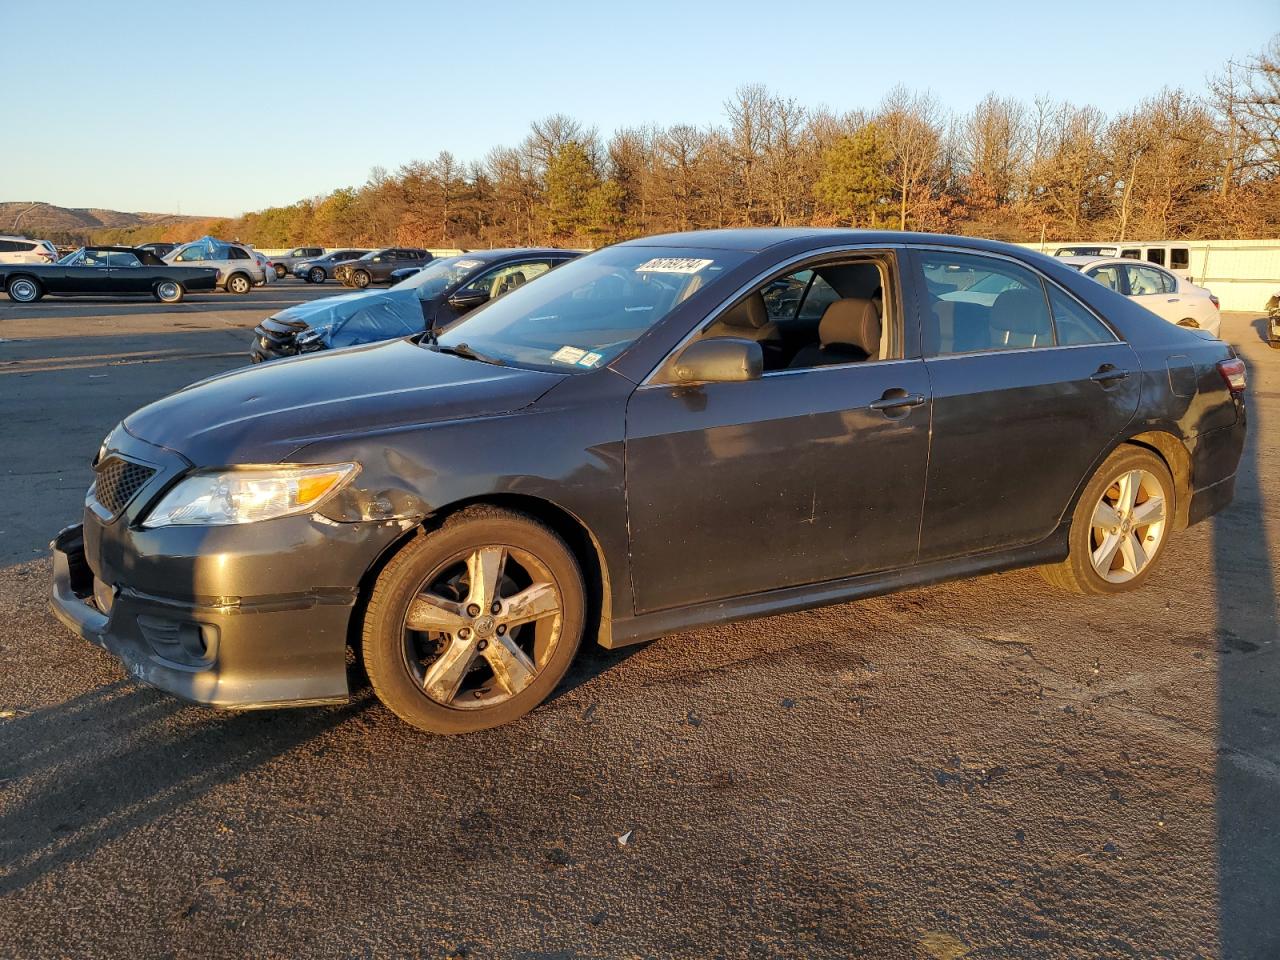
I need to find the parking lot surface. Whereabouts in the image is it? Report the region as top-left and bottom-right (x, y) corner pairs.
(1, 294), (1277, 958)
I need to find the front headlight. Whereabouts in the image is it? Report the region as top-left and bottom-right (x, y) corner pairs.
(142, 463), (359, 528)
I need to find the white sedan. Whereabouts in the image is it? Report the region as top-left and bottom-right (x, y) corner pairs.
(1061, 256), (1220, 338)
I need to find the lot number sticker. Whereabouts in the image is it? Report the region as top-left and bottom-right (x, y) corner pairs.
(635, 258), (714, 274)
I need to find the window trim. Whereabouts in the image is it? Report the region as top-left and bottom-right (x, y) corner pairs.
(642, 244), (909, 387)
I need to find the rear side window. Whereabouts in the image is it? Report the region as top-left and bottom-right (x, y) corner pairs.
(1171, 248), (1190, 270)
(107, 251), (142, 268)
(1125, 264), (1174, 295)
(1146, 248), (1166, 266)
(228, 247), (251, 260)
(1047, 286), (1115, 345)
(919, 251), (1053, 355)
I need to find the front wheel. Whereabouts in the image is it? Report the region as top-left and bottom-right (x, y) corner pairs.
(352, 269), (372, 289)
(225, 273), (251, 295)
(7, 276), (42, 303)
(1039, 445), (1174, 595)
(308, 267), (325, 283)
(362, 506), (585, 734)
(154, 280), (184, 303)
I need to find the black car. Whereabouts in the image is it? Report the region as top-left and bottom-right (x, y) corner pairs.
(50, 229), (1246, 734)
(293, 249), (371, 283)
(334, 247), (432, 287)
(1, 246), (217, 303)
(251, 249), (578, 361)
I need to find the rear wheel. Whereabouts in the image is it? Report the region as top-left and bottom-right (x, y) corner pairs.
(308, 267), (325, 283)
(6, 276), (42, 303)
(1040, 445), (1174, 594)
(154, 280), (184, 303)
(274, 263), (287, 279)
(352, 269), (371, 289)
(226, 272), (251, 295)
(362, 506), (585, 734)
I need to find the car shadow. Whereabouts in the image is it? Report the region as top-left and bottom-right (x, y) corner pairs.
(1249, 315), (1275, 346)
(1214, 349), (1280, 955)
(0, 676), (370, 897)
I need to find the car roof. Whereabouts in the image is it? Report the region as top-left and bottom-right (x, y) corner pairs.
(617, 227), (1040, 256)
(455, 247), (577, 260)
(1059, 255), (1169, 270)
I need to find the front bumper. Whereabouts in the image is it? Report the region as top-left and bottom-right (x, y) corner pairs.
(48, 429), (407, 709)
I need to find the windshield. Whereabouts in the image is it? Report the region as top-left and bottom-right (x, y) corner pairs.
(1055, 246), (1117, 257)
(391, 254), (489, 300)
(434, 245), (747, 372)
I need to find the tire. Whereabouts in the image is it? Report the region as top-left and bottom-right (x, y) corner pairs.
(362, 505), (585, 734)
(352, 269), (371, 289)
(226, 272), (251, 295)
(274, 264), (287, 280)
(6, 276), (42, 303)
(154, 280), (184, 304)
(1039, 445), (1175, 595)
(308, 267), (326, 284)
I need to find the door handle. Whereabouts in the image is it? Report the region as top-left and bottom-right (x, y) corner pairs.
(1166, 298), (1180, 303)
(868, 392), (926, 411)
(1090, 365), (1131, 384)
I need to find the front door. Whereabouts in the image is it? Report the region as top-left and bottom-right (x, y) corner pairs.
(624, 250), (932, 614)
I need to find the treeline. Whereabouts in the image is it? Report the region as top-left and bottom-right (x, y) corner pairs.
(94, 38), (1280, 250)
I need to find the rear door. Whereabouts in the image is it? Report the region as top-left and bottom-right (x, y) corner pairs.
(105, 250), (148, 292)
(910, 248), (1141, 562)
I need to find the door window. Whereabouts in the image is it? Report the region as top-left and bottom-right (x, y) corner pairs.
(227, 247), (251, 260)
(1171, 248), (1190, 271)
(106, 251), (142, 268)
(461, 260), (554, 300)
(1120, 249), (1140, 259)
(1146, 248), (1166, 266)
(81, 249), (111, 267)
(920, 252), (1053, 354)
(1047, 286), (1116, 345)
(1124, 264), (1174, 296)
(1086, 265), (1124, 292)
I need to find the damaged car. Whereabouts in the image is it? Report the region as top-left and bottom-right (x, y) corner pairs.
(251, 249), (577, 361)
(51, 229), (1246, 735)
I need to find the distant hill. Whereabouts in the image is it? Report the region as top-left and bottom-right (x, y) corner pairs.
(0, 202), (212, 242)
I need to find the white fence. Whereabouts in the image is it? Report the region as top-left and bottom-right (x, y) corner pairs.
(1020, 239), (1280, 312)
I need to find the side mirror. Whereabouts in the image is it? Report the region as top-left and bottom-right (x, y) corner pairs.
(448, 290), (490, 312)
(672, 337), (763, 384)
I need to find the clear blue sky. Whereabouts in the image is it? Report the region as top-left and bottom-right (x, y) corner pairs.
(3, 0), (1276, 217)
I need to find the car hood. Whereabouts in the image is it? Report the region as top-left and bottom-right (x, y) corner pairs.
(123, 338), (566, 465)
(272, 288), (426, 348)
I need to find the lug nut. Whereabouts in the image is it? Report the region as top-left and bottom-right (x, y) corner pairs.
(477, 639), (488, 651)
(458, 627), (471, 639)
(466, 603), (481, 617)
(496, 624), (506, 636)
(491, 601), (501, 614)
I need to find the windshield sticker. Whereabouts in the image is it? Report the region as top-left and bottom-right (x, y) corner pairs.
(577, 351), (604, 368)
(550, 345), (588, 364)
(635, 257), (714, 274)
(455, 259), (483, 269)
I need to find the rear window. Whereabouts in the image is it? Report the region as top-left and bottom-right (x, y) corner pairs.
(1171, 248), (1190, 270)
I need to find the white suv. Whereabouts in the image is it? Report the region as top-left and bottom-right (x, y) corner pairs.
(0, 235), (58, 264)
(165, 237), (267, 294)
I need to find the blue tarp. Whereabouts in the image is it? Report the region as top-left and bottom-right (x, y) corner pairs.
(275, 288), (426, 348)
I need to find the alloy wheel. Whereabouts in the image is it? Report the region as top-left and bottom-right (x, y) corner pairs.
(401, 545), (563, 709)
(1089, 468), (1168, 583)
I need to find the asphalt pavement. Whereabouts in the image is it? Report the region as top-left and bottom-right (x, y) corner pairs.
(0, 290), (1277, 959)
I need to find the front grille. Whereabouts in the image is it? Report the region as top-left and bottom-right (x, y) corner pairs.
(93, 457), (155, 516)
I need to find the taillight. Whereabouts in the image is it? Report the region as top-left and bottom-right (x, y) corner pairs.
(1218, 358), (1246, 395)
(1209, 294), (1220, 310)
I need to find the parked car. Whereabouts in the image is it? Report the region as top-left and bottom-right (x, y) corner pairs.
(1266, 289), (1280, 349)
(1053, 243), (1194, 281)
(1, 246), (217, 303)
(252, 249), (276, 284)
(389, 265), (423, 284)
(0, 235), (58, 264)
(294, 249), (371, 284)
(165, 236), (267, 294)
(50, 229), (1247, 734)
(334, 248), (432, 288)
(252, 249), (576, 361)
(1061, 256), (1221, 338)
(267, 246), (325, 280)
(136, 242), (180, 259)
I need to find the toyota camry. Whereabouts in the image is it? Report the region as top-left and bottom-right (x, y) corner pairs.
(50, 229), (1247, 733)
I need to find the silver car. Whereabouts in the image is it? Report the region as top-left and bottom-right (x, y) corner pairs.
(165, 237), (267, 294)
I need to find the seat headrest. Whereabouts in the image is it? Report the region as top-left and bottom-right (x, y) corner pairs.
(991, 288), (1047, 335)
(819, 298), (881, 356)
(718, 291), (770, 330)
